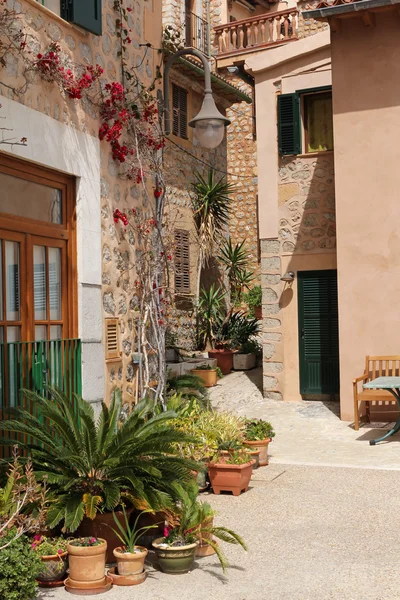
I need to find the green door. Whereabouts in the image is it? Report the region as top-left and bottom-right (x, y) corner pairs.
(298, 270), (339, 394)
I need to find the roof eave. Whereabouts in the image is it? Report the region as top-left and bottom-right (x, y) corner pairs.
(303, 0), (400, 19)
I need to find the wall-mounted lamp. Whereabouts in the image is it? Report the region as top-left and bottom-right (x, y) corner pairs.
(281, 271), (295, 283)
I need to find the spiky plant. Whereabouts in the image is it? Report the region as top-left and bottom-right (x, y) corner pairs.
(191, 169), (235, 298)
(197, 284), (226, 349)
(166, 374), (209, 406)
(0, 388), (199, 532)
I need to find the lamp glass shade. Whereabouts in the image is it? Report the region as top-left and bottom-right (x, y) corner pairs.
(194, 119), (225, 149)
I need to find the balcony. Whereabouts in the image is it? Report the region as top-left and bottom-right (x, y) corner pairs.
(214, 9), (298, 60)
(185, 11), (210, 56)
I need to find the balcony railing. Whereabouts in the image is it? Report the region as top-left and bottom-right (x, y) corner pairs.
(185, 11), (210, 56)
(0, 339), (82, 457)
(214, 9), (298, 58)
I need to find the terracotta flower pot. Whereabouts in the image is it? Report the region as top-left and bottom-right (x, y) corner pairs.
(247, 449), (261, 469)
(195, 517), (216, 558)
(254, 306), (262, 320)
(66, 539), (107, 590)
(77, 509), (132, 563)
(208, 349), (235, 375)
(208, 460), (255, 496)
(113, 546), (147, 576)
(36, 552), (68, 585)
(152, 538), (198, 574)
(190, 368), (217, 387)
(244, 438), (271, 466)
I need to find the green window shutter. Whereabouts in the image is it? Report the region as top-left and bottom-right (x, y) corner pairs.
(172, 84), (188, 139)
(277, 93), (301, 156)
(61, 0), (102, 35)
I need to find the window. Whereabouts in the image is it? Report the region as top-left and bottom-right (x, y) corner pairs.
(172, 84), (188, 140)
(35, 0), (102, 35)
(174, 229), (190, 294)
(277, 88), (333, 156)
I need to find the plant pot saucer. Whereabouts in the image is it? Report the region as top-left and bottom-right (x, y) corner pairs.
(37, 579), (65, 588)
(107, 567), (147, 586)
(64, 576), (113, 595)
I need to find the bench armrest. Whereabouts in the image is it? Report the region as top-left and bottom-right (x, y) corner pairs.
(353, 373), (368, 385)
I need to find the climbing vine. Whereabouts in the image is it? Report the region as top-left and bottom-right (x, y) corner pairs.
(0, 0), (174, 407)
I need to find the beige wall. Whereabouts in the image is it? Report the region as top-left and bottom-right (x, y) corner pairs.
(331, 11), (400, 420)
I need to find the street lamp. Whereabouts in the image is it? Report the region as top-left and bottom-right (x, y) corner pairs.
(163, 48), (231, 149)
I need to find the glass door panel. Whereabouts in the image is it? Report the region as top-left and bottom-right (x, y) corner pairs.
(5, 241), (20, 322)
(34, 245), (47, 321)
(49, 247), (61, 321)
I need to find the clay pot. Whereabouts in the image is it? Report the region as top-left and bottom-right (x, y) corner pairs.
(208, 460), (255, 496)
(190, 368), (217, 387)
(36, 552), (68, 585)
(113, 546), (147, 576)
(208, 349), (235, 375)
(244, 438), (271, 466)
(77, 509), (132, 563)
(152, 538), (198, 574)
(247, 449), (260, 469)
(195, 517), (215, 558)
(254, 306), (262, 320)
(66, 539), (107, 590)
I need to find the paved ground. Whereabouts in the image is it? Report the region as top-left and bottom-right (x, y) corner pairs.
(210, 368), (400, 471)
(41, 369), (400, 599)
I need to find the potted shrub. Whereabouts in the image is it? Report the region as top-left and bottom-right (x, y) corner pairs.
(210, 311), (260, 374)
(107, 507), (158, 585)
(244, 418), (275, 466)
(245, 285), (262, 320)
(0, 388), (200, 563)
(66, 537), (108, 591)
(208, 450), (255, 496)
(33, 536), (68, 587)
(190, 363), (218, 387)
(233, 339), (261, 371)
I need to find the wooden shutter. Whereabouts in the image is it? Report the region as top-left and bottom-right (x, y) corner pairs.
(61, 0), (102, 35)
(175, 229), (190, 294)
(298, 270), (339, 394)
(105, 318), (120, 361)
(277, 93), (301, 156)
(172, 84), (188, 139)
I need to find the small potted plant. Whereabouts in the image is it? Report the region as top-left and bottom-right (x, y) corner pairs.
(108, 507), (159, 585)
(245, 285), (262, 320)
(208, 449), (255, 496)
(244, 418), (275, 466)
(66, 537), (108, 592)
(233, 339), (261, 371)
(190, 363), (218, 387)
(33, 536), (68, 588)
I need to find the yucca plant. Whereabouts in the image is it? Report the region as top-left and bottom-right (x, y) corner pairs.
(0, 388), (199, 532)
(197, 284), (226, 349)
(192, 169), (235, 299)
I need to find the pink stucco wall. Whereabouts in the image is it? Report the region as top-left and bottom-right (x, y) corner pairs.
(331, 12), (400, 420)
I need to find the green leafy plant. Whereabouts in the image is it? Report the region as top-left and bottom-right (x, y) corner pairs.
(216, 367), (223, 379)
(240, 339), (262, 355)
(166, 374), (208, 405)
(215, 311), (261, 350)
(69, 537), (104, 547)
(244, 418), (275, 441)
(224, 450), (252, 465)
(0, 529), (43, 600)
(217, 440), (243, 452)
(219, 238), (254, 304)
(192, 364), (216, 371)
(197, 284), (226, 348)
(110, 507), (158, 553)
(0, 388), (199, 532)
(245, 285), (262, 318)
(32, 535), (67, 556)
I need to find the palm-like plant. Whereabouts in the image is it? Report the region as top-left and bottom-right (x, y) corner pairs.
(215, 310), (261, 349)
(0, 388), (199, 532)
(219, 237), (255, 305)
(192, 170), (235, 298)
(197, 284), (226, 349)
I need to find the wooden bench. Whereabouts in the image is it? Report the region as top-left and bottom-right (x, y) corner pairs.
(353, 355), (400, 430)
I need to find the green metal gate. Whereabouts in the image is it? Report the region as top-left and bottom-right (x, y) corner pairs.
(0, 338), (82, 457)
(298, 271), (339, 395)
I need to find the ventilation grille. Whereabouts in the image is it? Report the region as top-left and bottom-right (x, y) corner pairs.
(105, 318), (120, 361)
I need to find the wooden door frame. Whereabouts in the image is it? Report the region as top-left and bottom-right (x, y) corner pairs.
(0, 153), (78, 339)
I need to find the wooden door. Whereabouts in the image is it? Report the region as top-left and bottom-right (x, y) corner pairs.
(298, 270), (340, 395)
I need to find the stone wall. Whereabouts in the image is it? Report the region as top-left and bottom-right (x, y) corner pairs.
(298, 1), (330, 38)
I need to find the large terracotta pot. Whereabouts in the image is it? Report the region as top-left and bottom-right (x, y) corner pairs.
(152, 538), (198, 574)
(244, 438), (271, 466)
(190, 368), (217, 387)
(113, 546), (147, 576)
(66, 539), (107, 589)
(208, 350), (235, 375)
(36, 552), (68, 585)
(208, 460), (255, 496)
(77, 509), (132, 563)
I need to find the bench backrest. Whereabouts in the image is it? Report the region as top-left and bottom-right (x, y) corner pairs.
(365, 355), (400, 381)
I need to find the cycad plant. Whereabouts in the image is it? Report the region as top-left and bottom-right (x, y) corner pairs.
(0, 388), (199, 532)
(191, 169), (235, 299)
